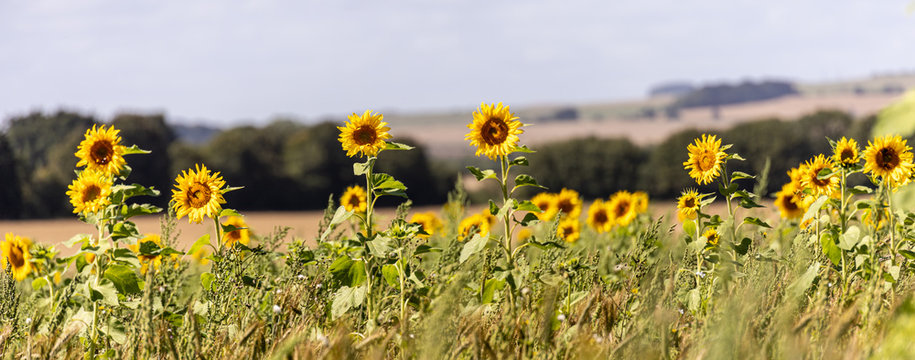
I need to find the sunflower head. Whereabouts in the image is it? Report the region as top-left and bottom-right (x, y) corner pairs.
(676, 189), (702, 222)
(631, 191), (650, 214)
(75, 124), (128, 177)
(608, 191), (637, 227)
(222, 216), (251, 248)
(863, 135), (914, 188)
(410, 212), (443, 238)
(340, 186), (368, 213)
(338, 110), (392, 158)
(531, 192), (558, 221)
(833, 137), (860, 167)
(557, 218), (581, 243)
(586, 199), (613, 233)
(800, 154), (839, 197)
(129, 234), (164, 275)
(465, 102), (525, 159)
(683, 134), (728, 185)
(171, 164), (228, 224)
(774, 183), (805, 219)
(458, 211), (495, 239)
(1, 233), (34, 281)
(702, 228), (720, 247)
(555, 188), (582, 219)
(66, 170), (113, 215)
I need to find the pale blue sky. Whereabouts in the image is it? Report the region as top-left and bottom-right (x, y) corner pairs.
(1, 0), (913, 125)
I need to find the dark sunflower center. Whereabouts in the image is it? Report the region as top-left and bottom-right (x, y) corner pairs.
(708, 234), (719, 245)
(562, 226), (574, 237)
(348, 194), (362, 208)
(783, 195), (799, 211)
(8, 246), (24, 267)
(226, 229), (241, 241)
(878, 148), (899, 170)
(480, 118), (509, 145)
(188, 183), (211, 208)
(593, 209), (608, 224)
(90, 140), (114, 165)
(840, 149), (855, 162)
(82, 185), (101, 203)
(683, 197), (696, 209)
(811, 167), (830, 187)
(614, 201), (630, 217)
(557, 200), (574, 215)
(698, 152), (715, 171)
(353, 125), (377, 145)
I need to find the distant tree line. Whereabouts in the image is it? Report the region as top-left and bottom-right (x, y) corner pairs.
(0, 109), (883, 219)
(673, 80), (799, 109)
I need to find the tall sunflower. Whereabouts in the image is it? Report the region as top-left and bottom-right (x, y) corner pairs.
(465, 102), (524, 159)
(555, 188), (582, 219)
(774, 183), (805, 219)
(1, 233), (34, 281)
(608, 191), (637, 227)
(66, 170), (113, 215)
(340, 185), (367, 213)
(458, 211), (495, 239)
(338, 110), (391, 158)
(862, 135), (914, 188)
(557, 218), (581, 243)
(171, 164), (227, 224)
(75, 124), (127, 177)
(833, 137), (860, 167)
(683, 134), (727, 185)
(677, 189), (701, 222)
(531, 192), (558, 221)
(586, 199), (613, 233)
(800, 155), (839, 197)
(129, 234), (164, 275)
(222, 216), (251, 248)
(410, 212), (443, 237)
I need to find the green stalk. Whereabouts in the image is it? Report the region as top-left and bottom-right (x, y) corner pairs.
(887, 180), (897, 263)
(499, 155), (517, 310)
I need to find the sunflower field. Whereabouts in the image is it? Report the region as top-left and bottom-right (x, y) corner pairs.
(3, 102), (915, 359)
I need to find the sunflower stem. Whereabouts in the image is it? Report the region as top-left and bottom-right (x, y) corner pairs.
(886, 180), (897, 264)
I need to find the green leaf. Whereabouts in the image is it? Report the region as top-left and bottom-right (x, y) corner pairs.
(850, 185), (873, 195)
(510, 156), (529, 166)
(481, 278), (506, 304)
(104, 264), (142, 295)
(789, 262), (820, 299)
(820, 232), (842, 266)
(466, 166), (498, 181)
(139, 240), (162, 255)
(527, 238), (566, 250)
(65, 234), (92, 248)
(489, 200), (499, 216)
(201, 272), (215, 291)
(384, 142), (415, 151)
(91, 279), (120, 306)
(743, 217), (771, 228)
(109, 221), (140, 242)
(732, 237), (752, 255)
(518, 212), (540, 226)
(512, 145), (535, 153)
(382, 264), (400, 288)
(731, 171), (755, 181)
(414, 245), (442, 254)
(460, 233), (489, 264)
(718, 182), (738, 197)
(514, 174), (546, 191)
(816, 168), (835, 180)
(32, 277), (49, 291)
(99, 318), (128, 344)
(739, 197), (765, 209)
(682, 220), (697, 240)
(122, 144), (151, 155)
(188, 234), (212, 257)
(366, 236), (395, 258)
(372, 173), (408, 197)
(219, 208), (242, 218)
(111, 248), (141, 268)
(687, 288), (701, 312)
(120, 203), (162, 219)
(727, 153), (746, 161)
(329, 256), (366, 287)
(331, 285), (367, 320)
(496, 199), (514, 220)
(321, 206), (354, 242)
(688, 236), (707, 254)
(900, 250), (915, 260)
(353, 160), (372, 176)
(513, 200), (542, 213)
(801, 196), (829, 225)
(838, 226), (861, 251)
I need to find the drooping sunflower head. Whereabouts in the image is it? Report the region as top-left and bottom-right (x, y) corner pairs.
(66, 170), (113, 215)
(222, 216), (251, 248)
(129, 234), (163, 275)
(631, 191), (650, 214)
(340, 185), (368, 213)
(531, 192), (558, 221)
(586, 199), (613, 233)
(75, 124), (127, 177)
(465, 102), (524, 159)
(338, 110), (392, 158)
(774, 183), (805, 219)
(410, 212), (443, 238)
(1, 233), (34, 281)
(833, 137), (860, 167)
(555, 188), (582, 219)
(800, 154), (839, 197)
(557, 218), (581, 243)
(683, 134), (727, 185)
(458, 211), (495, 240)
(676, 189), (702, 222)
(608, 191), (637, 227)
(171, 164), (228, 224)
(863, 135), (914, 188)
(702, 228), (720, 247)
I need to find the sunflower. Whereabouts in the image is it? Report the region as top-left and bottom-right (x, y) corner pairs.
(800, 155), (839, 198)
(1, 233), (34, 281)
(222, 216), (250, 248)
(338, 110), (391, 158)
(410, 212), (443, 238)
(833, 137), (860, 167)
(458, 211), (495, 239)
(75, 124), (127, 177)
(774, 183), (805, 219)
(516, 228), (533, 242)
(586, 199), (613, 233)
(608, 191), (637, 227)
(862, 135), (914, 188)
(557, 218), (581, 243)
(340, 186), (367, 213)
(531, 192), (558, 221)
(129, 234), (164, 275)
(861, 207), (890, 230)
(676, 189), (701, 222)
(555, 188), (582, 219)
(465, 102), (525, 159)
(66, 170), (113, 215)
(683, 134), (727, 185)
(171, 164), (227, 224)
(632, 191), (650, 214)
(702, 228), (720, 247)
